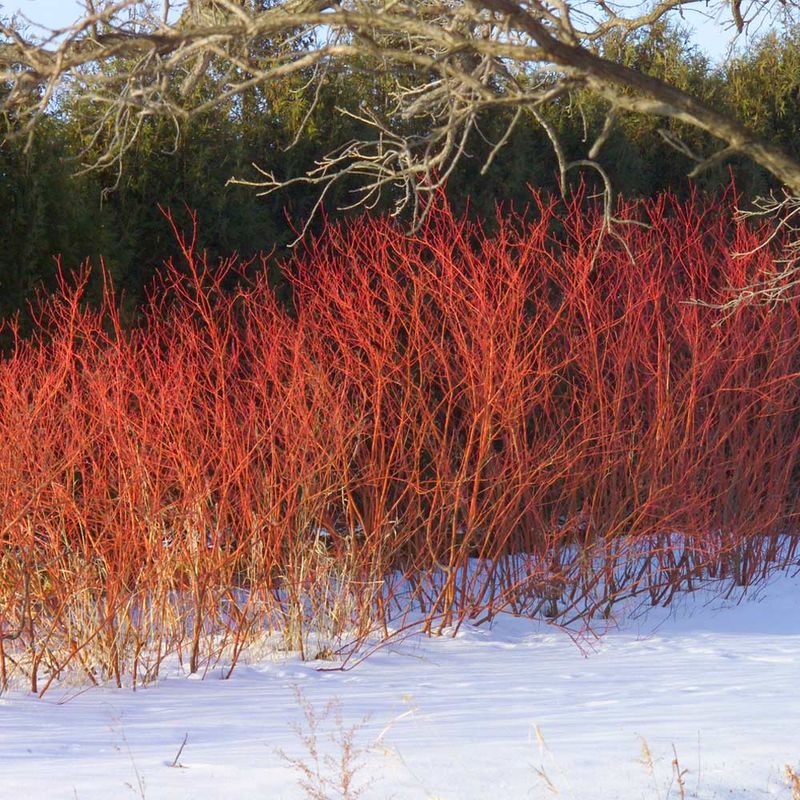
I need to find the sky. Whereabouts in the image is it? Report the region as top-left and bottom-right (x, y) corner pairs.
(5, 0), (757, 63)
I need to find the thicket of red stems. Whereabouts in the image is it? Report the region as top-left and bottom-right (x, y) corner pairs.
(1, 188), (799, 694)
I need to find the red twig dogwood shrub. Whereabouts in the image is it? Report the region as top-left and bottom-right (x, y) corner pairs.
(1, 188), (799, 692)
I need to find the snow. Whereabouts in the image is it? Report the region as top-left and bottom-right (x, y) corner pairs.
(2, 573), (800, 800)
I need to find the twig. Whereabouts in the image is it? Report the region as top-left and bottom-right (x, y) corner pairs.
(170, 732), (189, 768)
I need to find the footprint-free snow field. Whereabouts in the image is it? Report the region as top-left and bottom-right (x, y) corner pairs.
(2, 576), (799, 800)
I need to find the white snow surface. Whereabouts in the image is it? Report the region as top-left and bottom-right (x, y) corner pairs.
(2, 574), (800, 800)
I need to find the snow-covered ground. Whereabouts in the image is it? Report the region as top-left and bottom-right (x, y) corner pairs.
(2, 574), (800, 800)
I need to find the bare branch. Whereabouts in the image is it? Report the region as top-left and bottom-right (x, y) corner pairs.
(2, 0), (799, 234)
